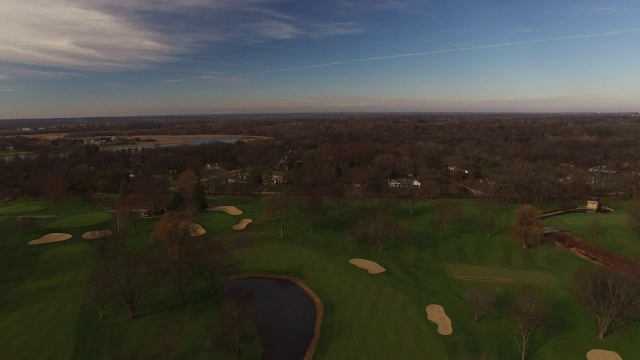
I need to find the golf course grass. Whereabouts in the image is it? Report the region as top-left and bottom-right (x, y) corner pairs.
(544, 199), (640, 261)
(1, 196), (638, 359)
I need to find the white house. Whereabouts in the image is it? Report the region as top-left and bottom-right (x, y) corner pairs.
(388, 178), (421, 189)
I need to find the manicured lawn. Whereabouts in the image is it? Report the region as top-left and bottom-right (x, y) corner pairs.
(1, 196), (639, 359)
(0, 203), (47, 215)
(544, 199), (640, 260)
(46, 212), (112, 230)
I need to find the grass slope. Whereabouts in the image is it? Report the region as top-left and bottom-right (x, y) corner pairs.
(1, 196), (639, 359)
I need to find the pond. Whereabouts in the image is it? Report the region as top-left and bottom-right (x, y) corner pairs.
(223, 277), (318, 360)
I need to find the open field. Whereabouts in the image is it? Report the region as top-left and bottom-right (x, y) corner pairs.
(544, 199), (640, 261)
(1, 196), (639, 359)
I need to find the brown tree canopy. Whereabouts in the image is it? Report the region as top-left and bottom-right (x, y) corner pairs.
(509, 205), (543, 249)
(150, 209), (197, 259)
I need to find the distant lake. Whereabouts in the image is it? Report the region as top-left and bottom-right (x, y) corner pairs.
(104, 136), (243, 151)
(223, 278), (317, 360)
(182, 136), (242, 144)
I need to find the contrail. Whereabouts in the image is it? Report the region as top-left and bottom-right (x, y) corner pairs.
(234, 28), (640, 77)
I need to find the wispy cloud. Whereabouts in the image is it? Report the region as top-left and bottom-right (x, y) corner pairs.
(0, 1), (175, 70)
(510, 26), (541, 33)
(0, 0), (364, 73)
(235, 28), (640, 76)
(161, 73), (249, 85)
(0, 67), (80, 80)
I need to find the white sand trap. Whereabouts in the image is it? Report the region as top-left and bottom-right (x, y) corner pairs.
(28, 233), (72, 245)
(426, 304), (453, 335)
(349, 259), (386, 274)
(179, 223), (206, 236)
(82, 230), (113, 239)
(208, 205), (243, 216)
(232, 219), (253, 231)
(587, 350), (622, 360)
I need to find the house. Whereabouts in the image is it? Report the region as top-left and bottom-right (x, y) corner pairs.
(263, 171), (286, 184)
(448, 166), (469, 174)
(227, 171), (249, 184)
(388, 178), (421, 189)
(588, 166), (618, 174)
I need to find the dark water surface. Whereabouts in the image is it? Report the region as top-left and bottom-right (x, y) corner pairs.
(223, 278), (317, 360)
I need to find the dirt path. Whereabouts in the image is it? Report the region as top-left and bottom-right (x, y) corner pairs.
(546, 231), (640, 279)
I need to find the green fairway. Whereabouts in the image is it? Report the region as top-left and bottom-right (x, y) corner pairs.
(544, 200), (640, 260)
(1, 196), (639, 360)
(0, 204), (47, 215)
(46, 212), (112, 229)
(444, 264), (558, 285)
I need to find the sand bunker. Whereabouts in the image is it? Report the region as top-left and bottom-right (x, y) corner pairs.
(208, 205), (243, 216)
(82, 230), (113, 239)
(178, 223), (205, 236)
(426, 304), (453, 335)
(349, 259), (386, 274)
(232, 219), (253, 231)
(587, 350), (622, 360)
(28, 233), (72, 245)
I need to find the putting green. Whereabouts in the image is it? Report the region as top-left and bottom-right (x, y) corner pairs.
(444, 264), (558, 285)
(46, 212), (112, 229)
(0, 204), (46, 215)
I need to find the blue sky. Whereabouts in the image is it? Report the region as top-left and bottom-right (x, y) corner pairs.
(1, 0), (639, 119)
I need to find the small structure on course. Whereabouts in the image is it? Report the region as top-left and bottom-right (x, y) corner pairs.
(426, 304), (452, 335)
(348, 259), (386, 274)
(28, 233), (72, 245)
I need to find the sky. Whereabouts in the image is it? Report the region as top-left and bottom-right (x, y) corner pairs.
(1, 0), (639, 119)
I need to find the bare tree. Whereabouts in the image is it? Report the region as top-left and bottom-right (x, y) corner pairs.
(166, 257), (193, 306)
(146, 253), (165, 304)
(433, 201), (463, 239)
(343, 234), (358, 253)
(304, 191), (326, 233)
(88, 234), (115, 269)
(399, 186), (422, 216)
(344, 188), (365, 223)
(155, 325), (180, 360)
(44, 172), (66, 216)
(107, 253), (147, 319)
(509, 205), (543, 249)
(576, 268), (640, 339)
(369, 206), (403, 251)
(265, 195), (293, 238)
(197, 245), (234, 298)
(466, 285), (496, 322)
(511, 287), (548, 360)
(112, 201), (133, 249)
(86, 270), (110, 319)
(477, 198), (501, 238)
(177, 168), (198, 206)
(217, 301), (255, 360)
